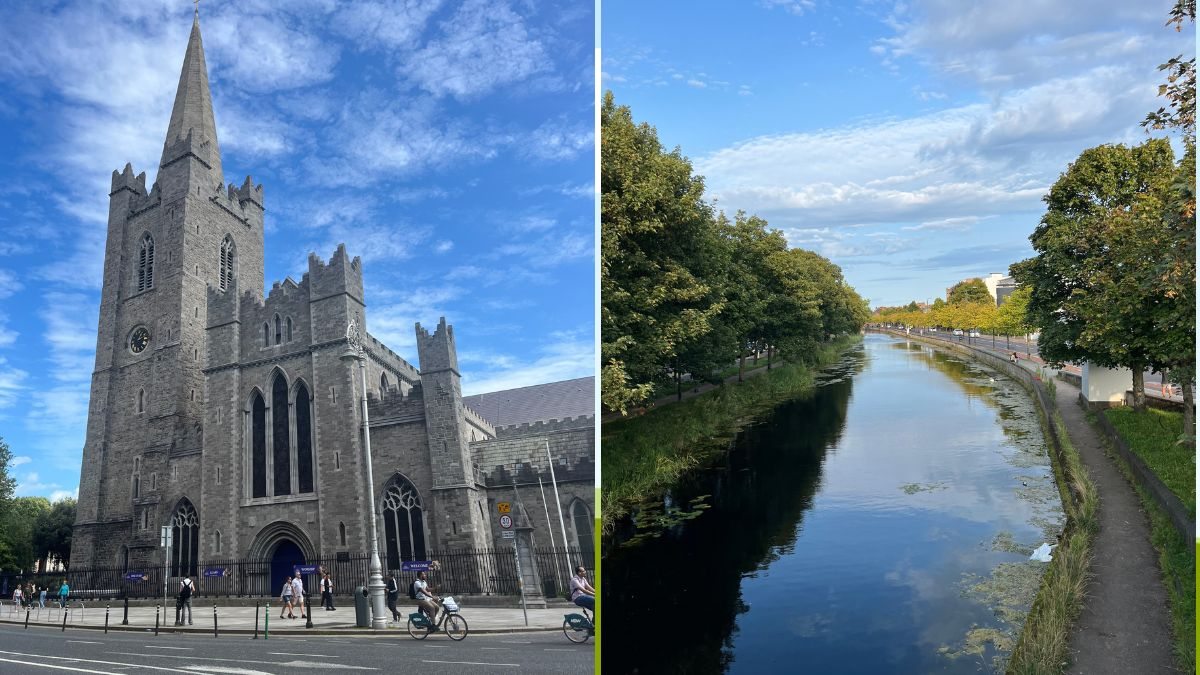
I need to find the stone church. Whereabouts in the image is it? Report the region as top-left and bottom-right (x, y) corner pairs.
(71, 13), (595, 599)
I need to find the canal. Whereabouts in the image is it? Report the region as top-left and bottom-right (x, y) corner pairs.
(604, 333), (1065, 674)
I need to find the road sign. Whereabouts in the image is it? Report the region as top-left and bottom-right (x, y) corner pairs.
(499, 514), (513, 529)
(401, 560), (432, 572)
(124, 572), (148, 582)
(497, 502), (511, 514)
(202, 567), (228, 578)
(502, 530), (515, 540)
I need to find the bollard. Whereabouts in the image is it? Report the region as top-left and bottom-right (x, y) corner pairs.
(105, 604), (110, 634)
(213, 604), (218, 638)
(24, 608), (29, 630)
(61, 608), (68, 632)
(154, 605), (160, 636)
(121, 596), (129, 626)
(264, 606), (269, 641)
(305, 592), (313, 629)
(252, 600), (259, 639)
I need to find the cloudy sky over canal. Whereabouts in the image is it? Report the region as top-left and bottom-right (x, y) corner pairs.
(602, 0), (1193, 307)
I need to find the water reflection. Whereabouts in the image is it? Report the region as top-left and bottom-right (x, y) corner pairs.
(603, 334), (1064, 674)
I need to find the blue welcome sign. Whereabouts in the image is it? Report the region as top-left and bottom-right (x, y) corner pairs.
(401, 560), (432, 572)
(202, 567), (229, 578)
(294, 564), (320, 575)
(124, 572), (148, 582)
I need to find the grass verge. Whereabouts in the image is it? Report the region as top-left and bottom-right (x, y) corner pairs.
(1007, 410), (1098, 675)
(1102, 407), (1193, 513)
(600, 336), (858, 536)
(1090, 410), (1196, 673)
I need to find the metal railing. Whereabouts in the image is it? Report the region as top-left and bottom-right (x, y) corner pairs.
(0, 547), (592, 600)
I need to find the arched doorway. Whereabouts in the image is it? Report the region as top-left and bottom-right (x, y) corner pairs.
(270, 540), (305, 598)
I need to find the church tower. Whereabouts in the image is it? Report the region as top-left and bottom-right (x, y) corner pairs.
(73, 11), (265, 569)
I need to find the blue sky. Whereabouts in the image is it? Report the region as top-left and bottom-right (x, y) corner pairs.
(602, 0), (1193, 307)
(0, 0), (594, 501)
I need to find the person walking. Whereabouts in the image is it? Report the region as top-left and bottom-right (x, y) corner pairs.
(320, 572), (336, 611)
(385, 572), (401, 622)
(291, 572), (307, 619)
(12, 584), (22, 607)
(176, 575), (195, 626)
(38, 586), (46, 608)
(279, 574), (295, 619)
(58, 580), (69, 608)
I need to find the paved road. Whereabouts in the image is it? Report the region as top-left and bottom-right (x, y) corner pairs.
(0, 622), (592, 674)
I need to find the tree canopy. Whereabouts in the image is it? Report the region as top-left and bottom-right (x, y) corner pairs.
(947, 278), (992, 305)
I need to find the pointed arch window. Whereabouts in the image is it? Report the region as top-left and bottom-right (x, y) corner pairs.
(380, 373), (389, 400)
(137, 389), (145, 414)
(263, 323), (270, 347)
(571, 499), (594, 564)
(274, 315), (282, 345)
(382, 475), (427, 569)
(272, 373), (291, 495)
(295, 382), (313, 493)
(214, 530), (222, 554)
(137, 233), (154, 292)
(339, 522), (347, 546)
(250, 391), (267, 498)
(286, 317), (293, 342)
(219, 235), (236, 291)
(170, 500), (199, 577)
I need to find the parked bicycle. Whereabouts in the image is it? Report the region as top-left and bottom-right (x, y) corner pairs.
(563, 607), (593, 644)
(407, 596), (468, 641)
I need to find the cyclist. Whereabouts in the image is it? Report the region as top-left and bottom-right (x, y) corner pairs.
(413, 571), (441, 628)
(569, 566), (595, 612)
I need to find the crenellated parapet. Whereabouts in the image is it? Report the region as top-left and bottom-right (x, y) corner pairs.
(367, 386), (427, 422)
(227, 175), (264, 211)
(415, 317), (458, 375)
(364, 333), (420, 385)
(308, 244), (363, 302)
(462, 404), (496, 438)
(493, 415), (594, 438)
(110, 163), (149, 197)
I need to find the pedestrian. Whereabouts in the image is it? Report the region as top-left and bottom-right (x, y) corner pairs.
(176, 574), (195, 626)
(569, 566), (595, 612)
(385, 572), (401, 622)
(12, 584), (22, 607)
(38, 585), (46, 608)
(320, 572), (335, 611)
(279, 574), (294, 619)
(291, 570), (307, 619)
(58, 579), (69, 608)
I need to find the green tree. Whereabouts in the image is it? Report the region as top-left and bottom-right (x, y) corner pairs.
(995, 285), (1034, 352)
(1, 496), (50, 572)
(1012, 139), (1177, 409)
(601, 91), (724, 413)
(33, 498), (76, 571)
(1143, 0), (1195, 136)
(947, 278), (992, 305)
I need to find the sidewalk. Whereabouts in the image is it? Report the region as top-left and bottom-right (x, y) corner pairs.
(0, 601), (569, 635)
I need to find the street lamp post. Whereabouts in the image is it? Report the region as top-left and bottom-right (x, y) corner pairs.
(340, 320), (388, 629)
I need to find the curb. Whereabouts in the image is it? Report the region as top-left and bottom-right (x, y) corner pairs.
(0, 617), (562, 636)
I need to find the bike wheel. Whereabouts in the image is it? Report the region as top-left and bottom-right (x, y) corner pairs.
(563, 618), (590, 644)
(407, 617), (429, 640)
(444, 613), (468, 641)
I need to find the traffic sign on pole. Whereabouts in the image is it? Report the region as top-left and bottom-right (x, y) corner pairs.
(499, 514), (513, 529)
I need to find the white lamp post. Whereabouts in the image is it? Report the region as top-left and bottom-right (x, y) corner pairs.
(340, 320), (388, 629)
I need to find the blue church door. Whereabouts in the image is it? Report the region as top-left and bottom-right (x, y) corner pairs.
(270, 540), (305, 599)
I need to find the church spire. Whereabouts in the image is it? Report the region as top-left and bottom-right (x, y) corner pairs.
(160, 11), (222, 181)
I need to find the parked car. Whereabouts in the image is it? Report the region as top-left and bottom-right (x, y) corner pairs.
(968, 330), (980, 338)
(953, 329), (964, 336)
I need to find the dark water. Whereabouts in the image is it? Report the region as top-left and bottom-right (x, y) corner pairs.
(604, 334), (1063, 674)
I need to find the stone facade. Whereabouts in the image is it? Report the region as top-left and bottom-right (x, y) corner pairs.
(72, 14), (594, 577)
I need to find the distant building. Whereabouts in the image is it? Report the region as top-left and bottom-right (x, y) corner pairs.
(995, 276), (1019, 305)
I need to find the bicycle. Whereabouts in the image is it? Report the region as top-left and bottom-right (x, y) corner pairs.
(563, 607), (593, 644)
(407, 596), (468, 641)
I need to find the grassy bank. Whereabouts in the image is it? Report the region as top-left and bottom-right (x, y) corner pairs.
(1092, 410), (1195, 672)
(1007, 402), (1098, 674)
(601, 336), (859, 536)
(1103, 407), (1193, 512)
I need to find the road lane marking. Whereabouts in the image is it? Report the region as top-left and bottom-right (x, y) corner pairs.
(0, 657), (118, 674)
(422, 661), (519, 667)
(66, 640), (103, 644)
(143, 646), (193, 650)
(0, 650), (183, 673)
(543, 648), (575, 651)
(481, 647), (512, 650)
(268, 653), (339, 658)
(106, 652), (377, 670)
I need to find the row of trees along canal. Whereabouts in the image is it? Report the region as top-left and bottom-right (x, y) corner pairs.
(874, 282), (1038, 354)
(601, 92), (871, 542)
(877, 0), (1196, 441)
(601, 91), (871, 417)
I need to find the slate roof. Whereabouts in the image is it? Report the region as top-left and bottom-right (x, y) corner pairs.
(464, 376), (594, 427)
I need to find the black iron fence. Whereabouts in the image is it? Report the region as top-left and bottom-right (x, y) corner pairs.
(0, 547), (592, 601)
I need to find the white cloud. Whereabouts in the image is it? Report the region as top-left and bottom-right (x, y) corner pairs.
(461, 333), (593, 396)
(402, 0), (551, 100)
(50, 488), (78, 503)
(434, 240), (454, 253)
(0, 357), (27, 410)
(761, 0), (816, 16)
(902, 216), (982, 231)
(0, 270), (22, 299)
(332, 0), (445, 50)
(11, 455), (31, 466)
(687, 79), (707, 89)
(521, 119), (593, 161)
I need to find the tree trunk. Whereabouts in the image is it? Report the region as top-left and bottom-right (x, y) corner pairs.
(1183, 379), (1194, 442)
(753, 340), (760, 364)
(1131, 364), (1146, 411)
(1025, 335), (1031, 356)
(1005, 334), (1010, 349)
(767, 344), (773, 370)
(738, 347), (745, 383)
(676, 370), (682, 402)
